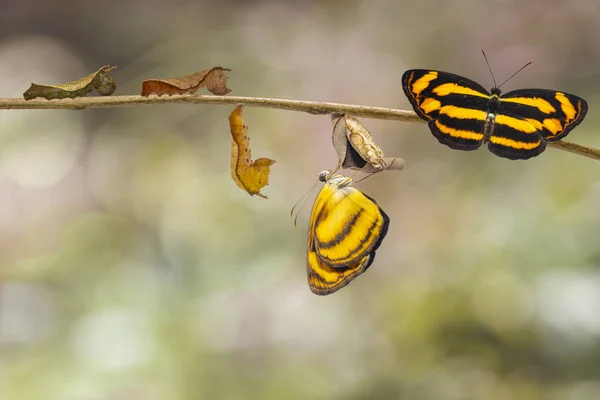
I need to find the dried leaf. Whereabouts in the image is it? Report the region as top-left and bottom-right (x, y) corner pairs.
(23, 65), (117, 100)
(331, 113), (405, 173)
(141, 67), (231, 97)
(229, 104), (275, 199)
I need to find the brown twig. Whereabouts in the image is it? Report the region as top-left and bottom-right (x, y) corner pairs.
(546, 140), (600, 161)
(0, 95), (597, 161)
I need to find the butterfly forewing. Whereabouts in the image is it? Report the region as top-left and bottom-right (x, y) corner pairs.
(403, 69), (490, 151)
(313, 185), (387, 267)
(486, 115), (546, 159)
(402, 69), (490, 120)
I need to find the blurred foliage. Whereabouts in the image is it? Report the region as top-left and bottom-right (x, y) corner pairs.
(1, 0), (600, 399)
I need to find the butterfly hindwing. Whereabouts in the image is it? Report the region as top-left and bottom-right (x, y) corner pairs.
(306, 172), (389, 295)
(429, 115), (485, 151)
(402, 69), (588, 160)
(486, 111), (547, 159)
(307, 238), (374, 296)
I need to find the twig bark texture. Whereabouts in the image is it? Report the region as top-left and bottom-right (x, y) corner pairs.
(0, 95), (597, 161)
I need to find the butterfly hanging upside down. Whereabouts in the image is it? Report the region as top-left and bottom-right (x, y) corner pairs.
(402, 67), (588, 160)
(306, 170), (389, 295)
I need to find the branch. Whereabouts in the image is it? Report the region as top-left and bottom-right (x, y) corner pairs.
(0, 95), (597, 161)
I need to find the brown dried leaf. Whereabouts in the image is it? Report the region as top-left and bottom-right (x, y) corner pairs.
(331, 113), (405, 173)
(141, 67), (231, 97)
(229, 104), (275, 198)
(23, 65), (117, 100)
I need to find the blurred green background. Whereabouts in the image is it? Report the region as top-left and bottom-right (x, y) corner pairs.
(1, 1), (600, 399)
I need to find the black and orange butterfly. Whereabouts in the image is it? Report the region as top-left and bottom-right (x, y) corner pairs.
(402, 62), (588, 160)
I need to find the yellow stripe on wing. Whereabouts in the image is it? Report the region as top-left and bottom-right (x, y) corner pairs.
(555, 92), (577, 121)
(439, 105), (487, 120)
(410, 71), (438, 96)
(543, 118), (563, 135)
(434, 121), (484, 141)
(489, 136), (542, 150)
(495, 115), (538, 133)
(419, 97), (441, 114)
(500, 97), (556, 114)
(433, 83), (489, 98)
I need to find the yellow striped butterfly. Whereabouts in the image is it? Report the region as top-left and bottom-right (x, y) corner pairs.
(306, 170), (389, 295)
(402, 61), (588, 160)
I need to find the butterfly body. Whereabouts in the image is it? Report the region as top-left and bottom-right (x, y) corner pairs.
(306, 170), (389, 295)
(402, 69), (588, 160)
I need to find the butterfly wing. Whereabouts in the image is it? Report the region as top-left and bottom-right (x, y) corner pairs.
(402, 69), (490, 120)
(312, 184), (389, 267)
(307, 236), (373, 295)
(427, 113), (486, 151)
(305, 181), (389, 295)
(485, 109), (546, 160)
(402, 69), (491, 151)
(499, 88), (588, 142)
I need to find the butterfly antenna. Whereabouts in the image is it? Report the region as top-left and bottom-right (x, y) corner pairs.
(481, 49), (497, 88)
(290, 181), (319, 227)
(497, 61), (533, 89)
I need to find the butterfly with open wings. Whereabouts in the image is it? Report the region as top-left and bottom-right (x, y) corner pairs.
(402, 65), (588, 160)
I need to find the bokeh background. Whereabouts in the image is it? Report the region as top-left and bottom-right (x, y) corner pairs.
(1, 1), (600, 399)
